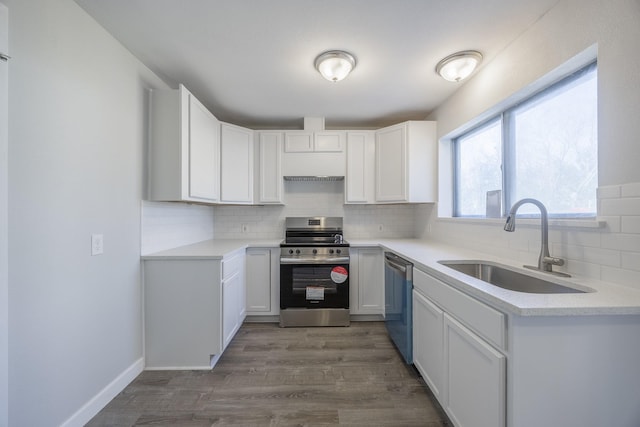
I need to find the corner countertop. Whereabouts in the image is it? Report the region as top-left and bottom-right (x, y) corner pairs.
(141, 238), (640, 317)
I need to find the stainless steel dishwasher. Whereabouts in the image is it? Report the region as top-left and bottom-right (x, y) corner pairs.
(384, 252), (413, 364)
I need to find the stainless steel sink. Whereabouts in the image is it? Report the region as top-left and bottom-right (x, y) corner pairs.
(438, 260), (593, 294)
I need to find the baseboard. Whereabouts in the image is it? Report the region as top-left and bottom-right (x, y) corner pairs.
(351, 314), (384, 321)
(245, 314), (384, 323)
(60, 357), (144, 427)
(244, 315), (279, 323)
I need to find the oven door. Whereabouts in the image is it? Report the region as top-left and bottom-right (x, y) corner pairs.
(280, 259), (349, 309)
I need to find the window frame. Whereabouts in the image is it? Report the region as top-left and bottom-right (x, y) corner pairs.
(452, 60), (597, 219)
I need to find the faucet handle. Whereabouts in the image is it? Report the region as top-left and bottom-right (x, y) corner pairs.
(543, 256), (565, 266)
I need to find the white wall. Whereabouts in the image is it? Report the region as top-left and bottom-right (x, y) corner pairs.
(426, 0), (640, 288)
(0, 4), (9, 426)
(211, 181), (419, 240)
(6, 0), (168, 425)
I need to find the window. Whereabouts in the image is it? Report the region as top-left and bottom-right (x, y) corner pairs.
(453, 62), (597, 217)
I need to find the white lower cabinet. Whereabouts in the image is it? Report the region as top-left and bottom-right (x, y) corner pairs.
(221, 252), (246, 349)
(245, 247), (280, 316)
(412, 268), (506, 427)
(349, 247), (383, 315)
(444, 314), (506, 427)
(412, 290), (444, 400)
(143, 251), (246, 370)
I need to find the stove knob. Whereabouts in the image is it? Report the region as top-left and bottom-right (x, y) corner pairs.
(295, 249), (301, 255)
(336, 249), (341, 254)
(329, 249), (334, 254)
(288, 249), (294, 255)
(312, 249), (318, 254)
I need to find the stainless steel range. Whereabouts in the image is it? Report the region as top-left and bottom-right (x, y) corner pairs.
(279, 217), (350, 327)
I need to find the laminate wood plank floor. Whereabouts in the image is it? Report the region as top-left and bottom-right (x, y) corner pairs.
(88, 322), (450, 426)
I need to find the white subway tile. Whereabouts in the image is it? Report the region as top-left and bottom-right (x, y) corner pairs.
(601, 233), (640, 252)
(622, 216), (640, 234)
(598, 216), (621, 233)
(553, 243), (584, 261)
(621, 252), (640, 272)
(600, 197), (640, 216)
(583, 247), (621, 267)
(621, 182), (640, 197)
(597, 185), (621, 199)
(566, 259), (601, 279)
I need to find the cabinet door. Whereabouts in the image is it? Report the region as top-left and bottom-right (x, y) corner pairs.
(220, 123), (253, 203)
(315, 131), (345, 152)
(412, 290), (444, 400)
(357, 248), (383, 313)
(444, 314), (506, 427)
(188, 94), (220, 201)
(257, 132), (283, 204)
(375, 124), (406, 202)
(222, 271), (241, 350)
(284, 132), (313, 152)
(245, 248), (271, 313)
(345, 132), (374, 203)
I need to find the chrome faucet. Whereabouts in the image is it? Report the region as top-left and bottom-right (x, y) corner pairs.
(504, 198), (570, 277)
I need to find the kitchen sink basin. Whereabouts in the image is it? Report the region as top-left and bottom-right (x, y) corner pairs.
(438, 260), (593, 294)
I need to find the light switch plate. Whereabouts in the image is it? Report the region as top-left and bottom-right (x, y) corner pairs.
(91, 234), (104, 256)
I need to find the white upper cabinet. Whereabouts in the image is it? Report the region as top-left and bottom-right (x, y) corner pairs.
(148, 84), (220, 203)
(281, 131), (346, 177)
(255, 132), (283, 204)
(345, 131), (375, 204)
(314, 131), (346, 152)
(284, 132), (314, 152)
(220, 122), (254, 204)
(284, 131), (345, 153)
(375, 121), (437, 203)
(189, 97), (220, 201)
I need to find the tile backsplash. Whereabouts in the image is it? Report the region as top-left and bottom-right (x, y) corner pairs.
(141, 201), (214, 254)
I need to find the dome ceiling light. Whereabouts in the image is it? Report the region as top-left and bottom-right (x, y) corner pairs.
(314, 50), (356, 82)
(435, 50), (483, 82)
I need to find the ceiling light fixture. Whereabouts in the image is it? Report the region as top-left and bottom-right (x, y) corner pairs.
(435, 50), (483, 82)
(314, 50), (356, 82)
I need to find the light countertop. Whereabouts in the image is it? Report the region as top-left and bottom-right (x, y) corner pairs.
(142, 238), (640, 317)
(141, 239), (282, 260)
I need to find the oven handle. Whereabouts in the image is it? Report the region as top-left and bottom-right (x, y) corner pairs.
(280, 256), (350, 265)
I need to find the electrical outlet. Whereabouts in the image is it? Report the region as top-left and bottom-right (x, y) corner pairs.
(91, 234), (104, 256)
(241, 224), (248, 233)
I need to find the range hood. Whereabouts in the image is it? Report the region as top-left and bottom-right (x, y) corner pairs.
(283, 176), (344, 182)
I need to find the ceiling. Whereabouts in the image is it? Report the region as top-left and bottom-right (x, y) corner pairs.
(75, 0), (560, 129)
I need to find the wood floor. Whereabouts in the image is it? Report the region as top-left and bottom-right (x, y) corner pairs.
(88, 321), (450, 426)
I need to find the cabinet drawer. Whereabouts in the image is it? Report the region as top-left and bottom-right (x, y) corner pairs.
(222, 252), (243, 280)
(414, 268), (505, 350)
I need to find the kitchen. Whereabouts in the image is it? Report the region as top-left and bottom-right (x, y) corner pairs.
(2, 0), (640, 426)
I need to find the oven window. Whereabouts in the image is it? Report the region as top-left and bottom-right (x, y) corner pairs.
(292, 266), (339, 295)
